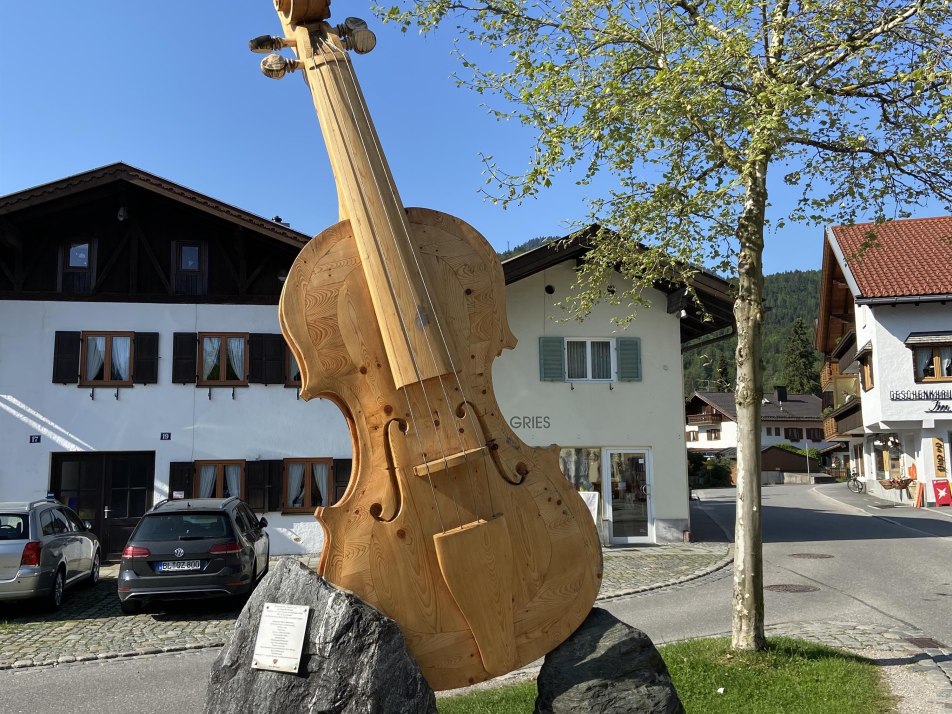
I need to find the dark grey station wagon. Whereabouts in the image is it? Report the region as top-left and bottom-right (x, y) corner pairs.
(117, 497), (269, 614)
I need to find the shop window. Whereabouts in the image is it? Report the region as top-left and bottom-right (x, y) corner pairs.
(283, 458), (334, 512)
(559, 448), (601, 490)
(198, 333), (248, 386)
(193, 460), (245, 499)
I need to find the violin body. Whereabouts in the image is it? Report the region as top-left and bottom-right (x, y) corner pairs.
(280, 207), (602, 690)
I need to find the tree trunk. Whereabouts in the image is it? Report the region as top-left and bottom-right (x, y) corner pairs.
(731, 159), (768, 652)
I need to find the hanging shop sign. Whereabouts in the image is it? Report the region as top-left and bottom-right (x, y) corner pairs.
(934, 438), (948, 478)
(932, 479), (952, 507)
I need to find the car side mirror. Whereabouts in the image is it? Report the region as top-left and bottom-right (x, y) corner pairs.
(82, 520), (93, 531)
(258, 517), (268, 528)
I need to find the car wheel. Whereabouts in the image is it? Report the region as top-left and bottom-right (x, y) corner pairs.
(120, 599), (142, 615)
(85, 551), (101, 587)
(45, 568), (65, 611)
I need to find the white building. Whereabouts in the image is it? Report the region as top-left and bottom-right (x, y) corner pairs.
(815, 216), (952, 503)
(0, 165), (733, 558)
(685, 389), (827, 456)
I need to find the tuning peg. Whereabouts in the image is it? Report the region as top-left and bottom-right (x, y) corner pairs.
(260, 53), (303, 80)
(337, 17), (377, 55)
(249, 35), (297, 53)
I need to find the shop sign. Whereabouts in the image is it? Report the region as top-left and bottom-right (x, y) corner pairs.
(934, 438), (948, 478)
(933, 479), (952, 507)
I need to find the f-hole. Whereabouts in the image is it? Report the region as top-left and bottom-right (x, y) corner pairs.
(370, 417), (408, 522)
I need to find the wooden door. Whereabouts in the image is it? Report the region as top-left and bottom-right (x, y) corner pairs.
(51, 452), (155, 561)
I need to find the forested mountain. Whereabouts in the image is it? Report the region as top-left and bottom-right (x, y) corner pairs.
(681, 270), (823, 396)
(497, 239), (822, 397)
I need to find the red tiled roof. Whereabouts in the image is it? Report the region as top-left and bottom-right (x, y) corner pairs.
(828, 216), (952, 298)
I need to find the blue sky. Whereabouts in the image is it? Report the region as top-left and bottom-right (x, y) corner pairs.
(0, 4), (943, 276)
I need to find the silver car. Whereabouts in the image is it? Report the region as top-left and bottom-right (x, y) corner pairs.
(0, 499), (101, 610)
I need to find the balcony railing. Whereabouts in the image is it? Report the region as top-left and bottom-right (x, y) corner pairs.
(823, 398), (863, 440)
(820, 360), (840, 390)
(687, 413), (723, 425)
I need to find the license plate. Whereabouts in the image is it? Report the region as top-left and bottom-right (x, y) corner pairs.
(157, 560), (201, 572)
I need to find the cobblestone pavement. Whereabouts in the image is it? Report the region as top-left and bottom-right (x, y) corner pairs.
(1, 538), (950, 709)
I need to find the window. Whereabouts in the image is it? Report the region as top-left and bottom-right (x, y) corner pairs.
(193, 460), (245, 499)
(53, 331), (158, 386)
(283, 458), (333, 512)
(913, 346), (952, 382)
(859, 358), (874, 391)
(80, 331), (134, 386)
(539, 336), (641, 383)
(566, 338), (614, 381)
(706, 429), (720, 441)
(198, 333), (248, 386)
(784, 427), (804, 441)
(172, 241), (207, 295)
(686, 431), (699, 442)
(806, 428), (824, 442)
(60, 240), (95, 294)
(287, 352), (302, 387)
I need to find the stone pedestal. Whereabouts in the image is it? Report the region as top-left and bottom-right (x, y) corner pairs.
(204, 558), (436, 714)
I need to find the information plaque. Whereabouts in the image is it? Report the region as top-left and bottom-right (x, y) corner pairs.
(251, 602), (310, 673)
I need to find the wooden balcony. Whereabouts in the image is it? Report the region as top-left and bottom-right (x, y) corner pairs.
(820, 360), (840, 391)
(823, 398), (863, 440)
(687, 413), (723, 426)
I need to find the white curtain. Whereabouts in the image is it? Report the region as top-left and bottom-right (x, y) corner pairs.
(86, 336), (105, 381)
(566, 341), (587, 380)
(591, 341), (611, 379)
(288, 463), (305, 507)
(916, 348), (934, 378)
(941, 347), (952, 377)
(311, 462), (329, 507)
(226, 337), (245, 381)
(224, 464), (241, 498)
(112, 336), (131, 381)
(202, 337), (220, 380)
(199, 465), (216, 497)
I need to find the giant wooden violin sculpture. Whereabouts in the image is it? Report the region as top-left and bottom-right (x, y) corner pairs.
(252, 0), (602, 691)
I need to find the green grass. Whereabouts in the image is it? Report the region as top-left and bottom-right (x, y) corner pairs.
(436, 637), (897, 713)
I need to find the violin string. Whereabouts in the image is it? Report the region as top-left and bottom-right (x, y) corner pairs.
(326, 32), (497, 525)
(313, 36), (466, 530)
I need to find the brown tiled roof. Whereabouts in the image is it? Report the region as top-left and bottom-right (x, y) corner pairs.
(828, 216), (952, 299)
(687, 392), (822, 422)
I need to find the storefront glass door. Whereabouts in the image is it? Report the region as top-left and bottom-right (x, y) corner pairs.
(602, 449), (652, 543)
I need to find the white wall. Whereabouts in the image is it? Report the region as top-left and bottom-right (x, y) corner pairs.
(0, 300), (351, 554)
(492, 262), (690, 541)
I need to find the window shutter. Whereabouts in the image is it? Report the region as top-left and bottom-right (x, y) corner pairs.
(172, 332), (197, 384)
(617, 337), (642, 381)
(133, 332), (159, 384)
(538, 337), (565, 381)
(246, 460), (281, 512)
(333, 458), (352, 505)
(248, 334), (285, 385)
(52, 331), (81, 384)
(168, 462), (194, 500)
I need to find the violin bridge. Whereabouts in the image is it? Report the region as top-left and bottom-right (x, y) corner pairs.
(412, 446), (489, 478)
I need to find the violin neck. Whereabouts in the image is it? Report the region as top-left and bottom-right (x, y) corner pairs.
(280, 19), (455, 389)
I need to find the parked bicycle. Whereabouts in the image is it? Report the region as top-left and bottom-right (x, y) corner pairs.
(846, 471), (865, 494)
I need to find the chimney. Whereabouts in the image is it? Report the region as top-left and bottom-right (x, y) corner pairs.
(774, 386), (788, 403)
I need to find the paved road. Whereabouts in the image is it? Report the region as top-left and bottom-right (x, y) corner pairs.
(1, 483), (950, 712)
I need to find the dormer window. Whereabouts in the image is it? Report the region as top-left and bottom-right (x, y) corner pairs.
(60, 239), (95, 293)
(173, 241), (207, 295)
